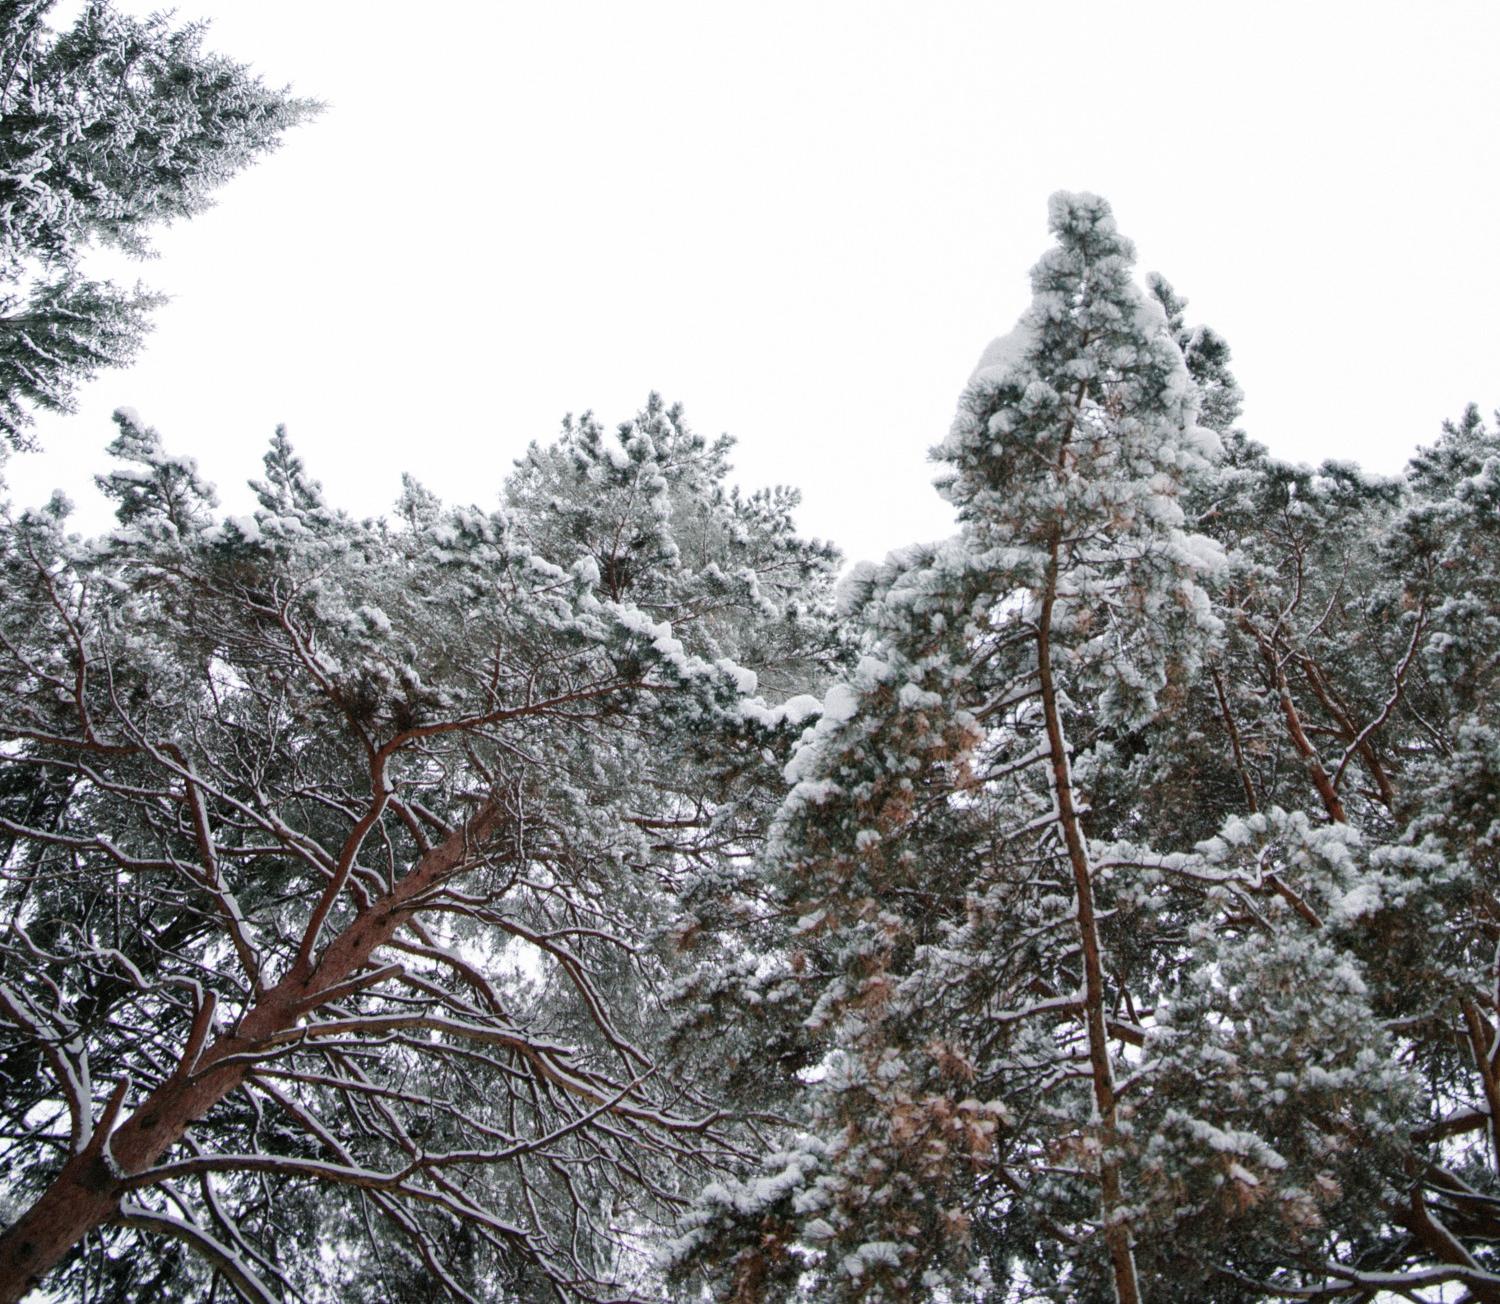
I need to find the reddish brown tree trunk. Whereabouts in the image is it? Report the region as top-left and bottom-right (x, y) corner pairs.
(0, 803), (503, 1303)
(1037, 527), (1141, 1304)
(1250, 632), (1348, 824)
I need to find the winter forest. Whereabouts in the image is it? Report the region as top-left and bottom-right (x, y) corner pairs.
(3, 3), (1500, 1302)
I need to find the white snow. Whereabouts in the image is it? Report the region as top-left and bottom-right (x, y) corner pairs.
(715, 658), (758, 696)
(356, 605), (392, 634)
(898, 682), (941, 710)
(821, 683), (861, 724)
(967, 322), (1037, 388)
(739, 693), (822, 730)
(599, 430), (631, 470)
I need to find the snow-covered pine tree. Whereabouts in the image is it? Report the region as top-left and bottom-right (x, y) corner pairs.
(667, 196), (1498, 1304)
(1367, 404), (1500, 1290)
(6, 163), (1500, 1302)
(502, 397), (851, 1115)
(1037, 297), (1500, 1293)
(1146, 401), (1500, 1299)
(0, 1), (316, 449)
(0, 401), (835, 1302)
(668, 193), (1228, 1301)
(504, 392), (842, 695)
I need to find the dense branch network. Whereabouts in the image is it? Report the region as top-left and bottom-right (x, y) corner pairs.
(4, 148), (1500, 1303)
(661, 198), (1500, 1304)
(0, 401), (840, 1301)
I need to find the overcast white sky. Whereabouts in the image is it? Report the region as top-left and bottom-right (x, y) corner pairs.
(8, 0), (1499, 565)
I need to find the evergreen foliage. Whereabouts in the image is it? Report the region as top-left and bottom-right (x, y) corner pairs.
(3, 187), (1500, 1304)
(664, 198), (1500, 1304)
(0, 401), (840, 1300)
(0, 0), (316, 450)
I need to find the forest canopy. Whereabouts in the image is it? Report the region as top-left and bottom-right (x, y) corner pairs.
(3, 6), (1500, 1304)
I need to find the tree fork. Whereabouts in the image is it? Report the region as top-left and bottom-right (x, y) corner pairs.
(1292, 652), (1397, 808)
(0, 802), (505, 1303)
(1249, 629), (1348, 823)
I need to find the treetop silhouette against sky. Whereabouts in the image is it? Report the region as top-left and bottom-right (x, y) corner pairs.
(6, 0), (1499, 566)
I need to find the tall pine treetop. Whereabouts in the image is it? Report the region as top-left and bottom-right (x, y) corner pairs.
(937, 192), (1217, 550)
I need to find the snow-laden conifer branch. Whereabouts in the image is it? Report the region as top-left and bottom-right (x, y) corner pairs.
(7, 189), (1500, 1300)
(0, 400), (842, 1300)
(664, 200), (1500, 1304)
